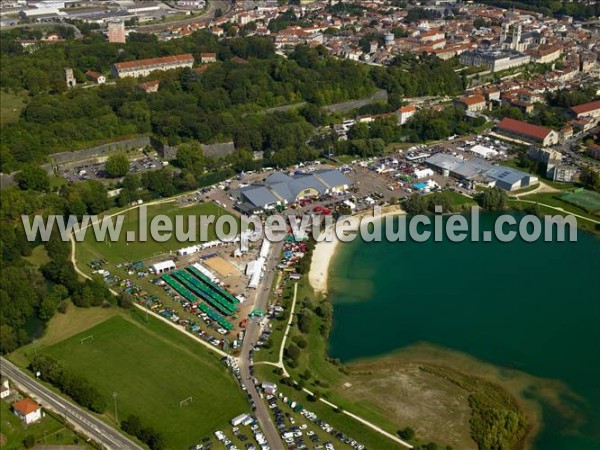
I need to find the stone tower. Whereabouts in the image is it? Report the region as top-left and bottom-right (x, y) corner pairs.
(511, 25), (522, 50)
(64, 68), (76, 88)
(500, 23), (510, 45)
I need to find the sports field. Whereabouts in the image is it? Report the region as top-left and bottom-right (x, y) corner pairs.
(76, 201), (236, 264)
(559, 189), (600, 214)
(41, 312), (248, 449)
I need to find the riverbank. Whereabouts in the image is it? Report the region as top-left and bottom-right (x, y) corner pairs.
(308, 205), (404, 294)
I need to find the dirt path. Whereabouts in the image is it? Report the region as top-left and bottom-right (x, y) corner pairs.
(513, 181), (560, 198)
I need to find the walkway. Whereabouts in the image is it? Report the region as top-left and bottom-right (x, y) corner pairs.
(256, 280), (413, 449)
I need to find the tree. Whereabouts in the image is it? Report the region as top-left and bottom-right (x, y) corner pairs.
(23, 434), (36, 448)
(105, 153), (130, 178)
(297, 309), (312, 333)
(15, 165), (50, 191)
(285, 343), (301, 362)
(398, 426), (416, 441)
(480, 187), (508, 211)
(403, 194), (428, 215)
(580, 167), (600, 193)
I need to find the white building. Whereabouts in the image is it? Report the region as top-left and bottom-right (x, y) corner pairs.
(0, 378), (11, 399)
(469, 145), (498, 159)
(112, 54), (194, 79)
(12, 399), (42, 425)
(398, 105), (416, 125)
(414, 168), (434, 179)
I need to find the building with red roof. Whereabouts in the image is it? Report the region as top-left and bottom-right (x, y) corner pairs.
(12, 398), (42, 424)
(496, 117), (559, 147)
(571, 100), (600, 120)
(112, 54), (194, 78)
(398, 105), (416, 125)
(454, 95), (487, 112)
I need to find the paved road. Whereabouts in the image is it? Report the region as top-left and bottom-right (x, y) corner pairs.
(0, 357), (143, 450)
(238, 240), (285, 450)
(134, 0), (231, 33)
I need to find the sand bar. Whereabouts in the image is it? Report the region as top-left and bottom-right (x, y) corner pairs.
(309, 205), (404, 294)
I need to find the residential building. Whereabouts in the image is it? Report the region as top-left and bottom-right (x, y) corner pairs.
(112, 54), (194, 78)
(107, 20), (125, 43)
(496, 117), (559, 147)
(460, 48), (531, 72)
(137, 79), (160, 93)
(454, 95), (486, 112)
(0, 378), (10, 399)
(85, 70), (106, 84)
(571, 100), (600, 120)
(12, 398), (42, 425)
(398, 105), (416, 125)
(200, 53), (217, 63)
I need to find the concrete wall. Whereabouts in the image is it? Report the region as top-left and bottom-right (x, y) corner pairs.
(50, 136), (151, 167)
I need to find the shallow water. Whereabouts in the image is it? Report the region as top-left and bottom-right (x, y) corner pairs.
(328, 212), (600, 450)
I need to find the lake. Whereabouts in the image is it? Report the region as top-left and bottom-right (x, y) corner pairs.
(328, 212), (600, 450)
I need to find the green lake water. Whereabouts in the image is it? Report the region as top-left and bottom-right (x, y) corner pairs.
(327, 212), (600, 450)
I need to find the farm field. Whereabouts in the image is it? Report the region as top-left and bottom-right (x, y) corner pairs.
(76, 201), (234, 265)
(23, 311), (248, 449)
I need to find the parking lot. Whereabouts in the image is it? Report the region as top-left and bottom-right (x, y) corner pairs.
(60, 154), (164, 183)
(262, 390), (364, 450)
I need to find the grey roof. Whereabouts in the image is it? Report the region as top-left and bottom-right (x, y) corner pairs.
(265, 172), (293, 185)
(239, 169), (352, 210)
(425, 153), (463, 171)
(269, 182), (294, 202)
(426, 152), (533, 189)
(241, 185), (280, 207)
(291, 174), (327, 194)
(313, 169), (352, 189)
(485, 167), (529, 185)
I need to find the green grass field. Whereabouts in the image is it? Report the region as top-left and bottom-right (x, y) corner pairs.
(0, 91), (27, 125)
(39, 312), (247, 449)
(76, 201), (234, 264)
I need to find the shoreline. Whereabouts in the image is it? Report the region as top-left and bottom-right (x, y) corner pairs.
(308, 205), (405, 294)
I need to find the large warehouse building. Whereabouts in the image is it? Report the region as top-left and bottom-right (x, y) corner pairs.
(426, 153), (538, 191)
(235, 169), (353, 213)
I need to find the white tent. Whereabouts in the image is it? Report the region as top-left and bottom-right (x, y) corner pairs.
(470, 145), (498, 159)
(152, 260), (176, 274)
(177, 245), (199, 256)
(192, 263), (218, 283)
(414, 168), (434, 179)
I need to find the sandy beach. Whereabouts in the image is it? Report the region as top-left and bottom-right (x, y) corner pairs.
(308, 205), (404, 294)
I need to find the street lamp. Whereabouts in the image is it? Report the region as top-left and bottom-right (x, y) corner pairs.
(112, 392), (119, 425)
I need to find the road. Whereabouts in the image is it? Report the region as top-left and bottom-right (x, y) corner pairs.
(238, 239), (285, 450)
(0, 357), (143, 450)
(134, 0), (231, 33)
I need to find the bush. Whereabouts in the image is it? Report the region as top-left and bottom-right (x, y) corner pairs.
(23, 435), (36, 449)
(292, 335), (307, 349)
(398, 427), (416, 441)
